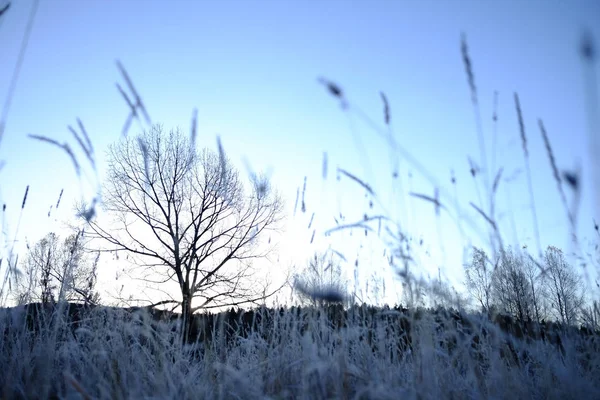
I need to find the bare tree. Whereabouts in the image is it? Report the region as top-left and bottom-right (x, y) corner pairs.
(543, 246), (584, 326)
(14, 230), (100, 305)
(293, 250), (347, 307)
(83, 125), (283, 342)
(522, 251), (547, 323)
(581, 300), (600, 331)
(491, 247), (534, 322)
(464, 247), (493, 314)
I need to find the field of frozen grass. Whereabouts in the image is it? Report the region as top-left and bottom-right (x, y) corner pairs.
(0, 302), (598, 399)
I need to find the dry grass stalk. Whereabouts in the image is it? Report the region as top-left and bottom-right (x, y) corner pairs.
(301, 176), (307, 213)
(318, 77), (347, 109)
(380, 91), (390, 125)
(116, 83), (135, 135)
(293, 187), (299, 216)
(515, 93), (528, 158)
(65, 373), (93, 400)
(20, 185), (29, 210)
(190, 108), (198, 149)
(77, 118), (93, 154)
(337, 168), (374, 196)
(56, 188), (64, 209)
(470, 202), (496, 231)
(410, 191), (445, 215)
(580, 31), (600, 233)
(514, 93), (542, 258)
(461, 34), (491, 211)
(490, 167), (503, 221)
(0, 0), (39, 148)
(115, 61), (152, 139)
(28, 135), (82, 177)
(492, 168), (503, 197)
(491, 91), (499, 177)
(461, 33), (477, 106)
(0, 3), (10, 17)
(324, 222), (373, 237)
(538, 119), (572, 226)
(69, 125), (93, 166)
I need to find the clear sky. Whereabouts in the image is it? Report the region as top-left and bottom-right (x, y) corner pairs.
(0, 0), (599, 307)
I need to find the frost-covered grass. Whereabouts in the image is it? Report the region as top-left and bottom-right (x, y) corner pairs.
(0, 303), (598, 399)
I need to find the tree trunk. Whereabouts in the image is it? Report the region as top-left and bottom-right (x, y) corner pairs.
(181, 292), (193, 345)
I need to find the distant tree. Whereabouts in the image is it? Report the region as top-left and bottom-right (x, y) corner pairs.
(293, 250), (347, 307)
(491, 247), (534, 322)
(543, 246), (584, 326)
(581, 300), (600, 331)
(428, 274), (466, 310)
(464, 247), (493, 314)
(14, 230), (100, 305)
(522, 251), (548, 323)
(82, 125), (283, 343)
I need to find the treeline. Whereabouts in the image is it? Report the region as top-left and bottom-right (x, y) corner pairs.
(6, 300), (598, 354)
(464, 245), (599, 330)
(13, 228), (600, 336)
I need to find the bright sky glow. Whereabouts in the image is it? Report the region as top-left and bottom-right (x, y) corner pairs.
(0, 0), (598, 308)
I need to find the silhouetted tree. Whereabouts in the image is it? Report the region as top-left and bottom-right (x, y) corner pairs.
(543, 246), (584, 325)
(491, 247), (534, 322)
(581, 300), (600, 331)
(293, 250), (347, 307)
(522, 251), (547, 323)
(14, 230), (100, 305)
(464, 247), (493, 314)
(83, 125), (283, 343)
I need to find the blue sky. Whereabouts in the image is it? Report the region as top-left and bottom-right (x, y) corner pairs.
(0, 0), (598, 306)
